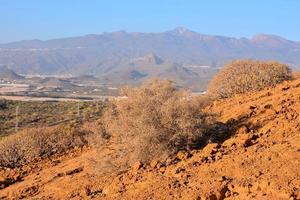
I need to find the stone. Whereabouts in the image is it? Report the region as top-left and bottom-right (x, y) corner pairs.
(237, 125), (249, 134)
(149, 160), (158, 169)
(131, 161), (143, 175)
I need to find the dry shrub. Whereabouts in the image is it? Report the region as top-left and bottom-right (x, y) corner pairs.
(0, 126), (88, 168)
(208, 60), (292, 99)
(101, 79), (214, 163)
(82, 121), (110, 148)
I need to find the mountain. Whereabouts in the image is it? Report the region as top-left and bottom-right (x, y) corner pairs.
(0, 65), (24, 81)
(0, 27), (300, 89)
(101, 53), (217, 91)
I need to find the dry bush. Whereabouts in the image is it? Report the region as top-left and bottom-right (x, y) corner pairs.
(208, 60), (292, 99)
(82, 121), (110, 148)
(0, 125), (88, 168)
(101, 79), (214, 163)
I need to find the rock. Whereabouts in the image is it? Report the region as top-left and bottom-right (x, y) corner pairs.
(165, 158), (173, 165)
(132, 161), (143, 175)
(282, 86), (290, 91)
(177, 151), (192, 160)
(175, 167), (185, 174)
(65, 166), (84, 176)
(218, 185), (230, 199)
(208, 193), (218, 200)
(0, 175), (6, 182)
(227, 134), (259, 148)
(0, 175), (17, 189)
(218, 176), (229, 182)
(159, 166), (166, 174)
(149, 160), (158, 169)
(254, 171), (263, 178)
(264, 104), (273, 109)
(19, 185), (39, 198)
(237, 125), (249, 134)
(291, 189), (300, 199)
(203, 143), (219, 156)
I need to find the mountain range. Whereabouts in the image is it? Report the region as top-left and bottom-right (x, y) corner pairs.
(0, 27), (300, 90)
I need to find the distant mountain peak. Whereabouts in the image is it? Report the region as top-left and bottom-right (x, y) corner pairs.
(168, 27), (196, 36)
(174, 26), (189, 33)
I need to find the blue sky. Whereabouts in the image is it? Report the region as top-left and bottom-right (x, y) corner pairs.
(1, 0), (299, 43)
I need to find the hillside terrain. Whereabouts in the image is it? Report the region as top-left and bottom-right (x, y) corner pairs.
(0, 66), (24, 82)
(0, 77), (300, 199)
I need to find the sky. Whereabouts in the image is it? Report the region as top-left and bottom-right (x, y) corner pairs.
(0, 0), (300, 43)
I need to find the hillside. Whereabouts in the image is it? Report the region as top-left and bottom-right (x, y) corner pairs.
(0, 66), (24, 81)
(0, 78), (300, 199)
(104, 53), (217, 91)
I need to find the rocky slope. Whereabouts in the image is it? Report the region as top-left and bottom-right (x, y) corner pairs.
(1, 78), (300, 199)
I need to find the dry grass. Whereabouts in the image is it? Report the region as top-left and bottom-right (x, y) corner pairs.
(100, 79), (214, 163)
(0, 125), (89, 168)
(208, 60), (292, 99)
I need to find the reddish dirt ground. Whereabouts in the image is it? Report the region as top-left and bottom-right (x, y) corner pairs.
(1, 79), (300, 200)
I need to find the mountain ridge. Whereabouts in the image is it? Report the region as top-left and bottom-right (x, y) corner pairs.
(0, 28), (300, 89)
(1, 28), (299, 46)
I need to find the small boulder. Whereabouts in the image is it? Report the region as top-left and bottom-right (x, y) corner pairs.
(177, 151), (192, 160)
(236, 125), (249, 135)
(131, 161), (143, 175)
(149, 160), (158, 169)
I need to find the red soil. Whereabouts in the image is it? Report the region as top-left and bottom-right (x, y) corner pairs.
(1, 79), (300, 200)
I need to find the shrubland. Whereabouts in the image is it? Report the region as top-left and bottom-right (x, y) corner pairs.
(100, 79), (215, 163)
(0, 60), (294, 169)
(0, 100), (105, 136)
(0, 125), (89, 168)
(208, 60), (291, 98)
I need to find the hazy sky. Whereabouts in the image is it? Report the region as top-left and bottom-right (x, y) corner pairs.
(1, 0), (300, 43)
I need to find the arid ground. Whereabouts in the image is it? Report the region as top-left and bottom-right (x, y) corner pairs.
(1, 78), (300, 200)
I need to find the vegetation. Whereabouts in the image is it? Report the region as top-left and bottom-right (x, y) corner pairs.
(0, 125), (89, 168)
(101, 79), (214, 163)
(0, 60), (293, 168)
(0, 99), (8, 110)
(208, 60), (292, 98)
(0, 99), (106, 168)
(0, 100), (105, 136)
